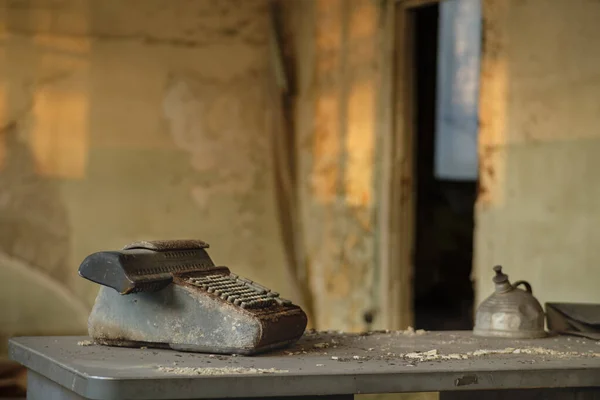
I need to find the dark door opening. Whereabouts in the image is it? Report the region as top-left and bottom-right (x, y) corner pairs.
(411, 3), (477, 331)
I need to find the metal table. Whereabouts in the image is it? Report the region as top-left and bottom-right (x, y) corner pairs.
(9, 331), (600, 400)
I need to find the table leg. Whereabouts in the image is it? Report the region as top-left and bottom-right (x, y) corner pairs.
(440, 388), (600, 400)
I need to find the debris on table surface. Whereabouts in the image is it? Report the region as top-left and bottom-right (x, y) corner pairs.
(63, 331), (600, 377)
(10, 334), (600, 398)
(290, 330), (600, 365)
(401, 326), (427, 336)
(10, 331), (600, 385)
(76, 340), (94, 346)
(304, 327), (428, 337)
(157, 366), (289, 375)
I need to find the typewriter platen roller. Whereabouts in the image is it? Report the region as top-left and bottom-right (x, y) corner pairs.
(79, 240), (307, 355)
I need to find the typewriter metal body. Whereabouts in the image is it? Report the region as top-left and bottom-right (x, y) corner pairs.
(79, 240), (307, 355)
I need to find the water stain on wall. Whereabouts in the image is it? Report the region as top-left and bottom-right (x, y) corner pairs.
(163, 72), (271, 238)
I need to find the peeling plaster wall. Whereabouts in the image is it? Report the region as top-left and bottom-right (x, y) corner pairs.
(0, 0), (289, 355)
(286, 0), (384, 332)
(475, 0), (600, 307)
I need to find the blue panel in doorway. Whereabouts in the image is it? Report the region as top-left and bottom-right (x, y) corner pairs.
(434, 0), (481, 181)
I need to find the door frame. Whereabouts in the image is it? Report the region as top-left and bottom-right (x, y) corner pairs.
(377, 0), (440, 330)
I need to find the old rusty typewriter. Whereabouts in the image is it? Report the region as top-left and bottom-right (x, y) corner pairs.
(78, 240), (307, 355)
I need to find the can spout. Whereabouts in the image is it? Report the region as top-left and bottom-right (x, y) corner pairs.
(492, 265), (512, 293)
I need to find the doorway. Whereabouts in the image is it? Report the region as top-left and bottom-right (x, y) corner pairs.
(408, 1), (479, 331)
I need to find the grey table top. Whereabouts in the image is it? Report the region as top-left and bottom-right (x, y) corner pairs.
(9, 331), (600, 399)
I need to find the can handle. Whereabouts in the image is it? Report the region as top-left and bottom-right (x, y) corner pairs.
(512, 280), (532, 294)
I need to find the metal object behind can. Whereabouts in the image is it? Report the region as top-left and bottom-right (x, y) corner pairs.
(474, 265), (546, 339)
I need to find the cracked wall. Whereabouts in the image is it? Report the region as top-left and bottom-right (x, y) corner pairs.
(475, 0), (600, 308)
(0, 0), (289, 355)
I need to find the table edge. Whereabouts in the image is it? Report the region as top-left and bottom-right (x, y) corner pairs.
(8, 336), (600, 400)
